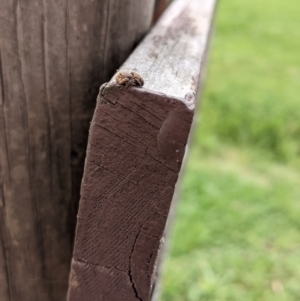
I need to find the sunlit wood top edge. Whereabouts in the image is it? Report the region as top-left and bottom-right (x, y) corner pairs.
(112, 0), (217, 108)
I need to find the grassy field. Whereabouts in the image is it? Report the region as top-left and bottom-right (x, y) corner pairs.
(161, 0), (300, 300)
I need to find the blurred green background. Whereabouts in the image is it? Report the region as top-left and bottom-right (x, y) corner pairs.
(161, 0), (300, 300)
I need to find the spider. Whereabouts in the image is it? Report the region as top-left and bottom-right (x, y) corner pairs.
(115, 71), (144, 88)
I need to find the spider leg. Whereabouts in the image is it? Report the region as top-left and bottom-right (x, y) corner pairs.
(125, 78), (134, 88)
(118, 78), (130, 88)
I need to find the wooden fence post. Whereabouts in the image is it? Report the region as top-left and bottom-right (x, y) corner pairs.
(67, 0), (217, 300)
(0, 1), (155, 300)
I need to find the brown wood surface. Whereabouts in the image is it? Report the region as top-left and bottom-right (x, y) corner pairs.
(0, 1), (155, 301)
(68, 84), (193, 301)
(68, 0), (217, 300)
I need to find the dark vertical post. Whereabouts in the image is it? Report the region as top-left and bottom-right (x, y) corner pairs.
(0, 1), (155, 300)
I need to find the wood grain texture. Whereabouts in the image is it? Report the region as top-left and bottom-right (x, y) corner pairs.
(121, 0), (217, 104)
(68, 0), (217, 300)
(0, 1), (155, 300)
(68, 84), (193, 301)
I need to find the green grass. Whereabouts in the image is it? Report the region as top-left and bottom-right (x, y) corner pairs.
(161, 0), (300, 300)
(197, 0), (300, 164)
(162, 149), (300, 301)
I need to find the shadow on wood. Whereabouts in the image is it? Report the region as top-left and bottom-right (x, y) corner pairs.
(153, 0), (173, 24)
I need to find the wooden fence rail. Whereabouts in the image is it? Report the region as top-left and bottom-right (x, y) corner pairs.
(67, 0), (217, 300)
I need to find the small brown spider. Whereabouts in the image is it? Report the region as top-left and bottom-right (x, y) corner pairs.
(115, 71), (144, 88)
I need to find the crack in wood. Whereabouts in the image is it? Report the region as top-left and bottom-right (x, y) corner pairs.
(128, 226), (143, 301)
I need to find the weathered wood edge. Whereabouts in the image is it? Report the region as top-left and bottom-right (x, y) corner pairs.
(117, 0), (217, 103)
